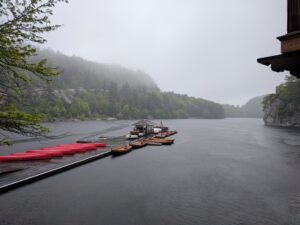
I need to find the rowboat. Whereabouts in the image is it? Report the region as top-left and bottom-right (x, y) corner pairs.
(155, 132), (168, 138)
(129, 140), (147, 149)
(145, 137), (174, 145)
(168, 130), (178, 136)
(155, 130), (177, 138)
(111, 145), (132, 155)
(146, 142), (162, 146)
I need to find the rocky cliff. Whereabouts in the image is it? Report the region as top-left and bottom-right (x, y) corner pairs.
(263, 94), (300, 128)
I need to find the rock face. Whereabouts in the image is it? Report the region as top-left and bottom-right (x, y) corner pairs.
(263, 95), (300, 128)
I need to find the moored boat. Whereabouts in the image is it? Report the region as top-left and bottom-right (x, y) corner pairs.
(0, 153), (52, 162)
(155, 132), (168, 138)
(126, 131), (139, 140)
(146, 142), (162, 146)
(0, 142), (108, 162)
(168, 130), (178, 136)
(129, 140), (147, 149)
(155, 130), (177, 138)
(144, 137), (175, 145)
(111, 145), (132, 155)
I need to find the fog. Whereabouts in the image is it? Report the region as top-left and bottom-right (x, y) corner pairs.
(44, 0), (286, 105)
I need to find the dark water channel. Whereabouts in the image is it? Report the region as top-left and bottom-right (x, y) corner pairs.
(0, 119), (300, 225)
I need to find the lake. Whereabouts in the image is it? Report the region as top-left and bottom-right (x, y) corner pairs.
(0, 118), (300, 225)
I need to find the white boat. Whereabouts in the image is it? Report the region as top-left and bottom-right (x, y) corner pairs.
(153, 128), (162, 134)
(126, 133), (139, 139)
(138, 132), (145, 137)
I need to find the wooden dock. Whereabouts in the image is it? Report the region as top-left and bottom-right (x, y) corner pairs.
(0, 151), (111, 195)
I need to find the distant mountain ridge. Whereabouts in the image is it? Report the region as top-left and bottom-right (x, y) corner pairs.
(223, 96), (265, 118)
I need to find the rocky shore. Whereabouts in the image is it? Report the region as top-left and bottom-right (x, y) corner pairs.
(263, 94), (300, 128)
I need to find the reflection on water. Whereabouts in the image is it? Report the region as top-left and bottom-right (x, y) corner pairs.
(0, 118), (300, 225)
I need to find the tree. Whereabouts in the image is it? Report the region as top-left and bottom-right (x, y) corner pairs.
(0, 0), (68, 144)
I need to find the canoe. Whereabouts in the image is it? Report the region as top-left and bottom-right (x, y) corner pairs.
(91, 143), (107, 148)
(111, 145), (132, 155)
(45, 144), (97, 154)
(129, 140), (147, 149)
(41, 147), (77, 155)
(26, 150), (64, 157)
(0, 153), (52, 162)
(58, 143), (100, 151)
(0, 142), (107, 162)
(74, 144), (97, 151)
(56, 143), (91, 149)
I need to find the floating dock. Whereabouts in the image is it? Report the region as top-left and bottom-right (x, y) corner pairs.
(0, 151), (111, 195)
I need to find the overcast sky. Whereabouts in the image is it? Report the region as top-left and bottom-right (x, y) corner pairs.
(44, 0), (287, 105)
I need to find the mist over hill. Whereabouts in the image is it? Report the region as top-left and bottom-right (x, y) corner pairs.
(223, 96), (265, 118)
(8, 49), (225, 120)
(35, 49), (159, 92)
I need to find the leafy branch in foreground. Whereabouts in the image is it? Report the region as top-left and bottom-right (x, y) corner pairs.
(0, 0), (68, 145)
(0, 105), (49, 145)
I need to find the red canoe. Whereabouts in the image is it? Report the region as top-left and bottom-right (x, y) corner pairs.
(0, 153), (52, 162)
(56, 144), (97, 151)
(26, 150), (64, 157)
(92, 143), (107, 147)
(41, 147), (77, 155)
(0, 142), (107, 162)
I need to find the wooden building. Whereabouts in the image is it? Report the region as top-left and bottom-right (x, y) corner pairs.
(258, 0), (300, 78)
(133, 119), (155, 135)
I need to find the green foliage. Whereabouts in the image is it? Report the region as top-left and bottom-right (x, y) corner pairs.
(0, 0), (67, 145)
(8, 51), (225, 121)
(223, 96), (265, 118)
(263, 76), (300, 117)
(0, 105), (49, 144)
(275, 76), (300, 102)
(14, 84), (225, 120)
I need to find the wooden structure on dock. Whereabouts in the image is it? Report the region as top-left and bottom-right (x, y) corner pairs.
(258, 0), (300, 78)
(133, 119), (155, 135)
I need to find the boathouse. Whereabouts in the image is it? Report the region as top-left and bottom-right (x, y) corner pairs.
(133, 119), (155, 135)
(258, 0), (300, 78)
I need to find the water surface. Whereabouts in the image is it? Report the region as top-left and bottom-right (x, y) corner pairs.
(0, 118), (300, 225)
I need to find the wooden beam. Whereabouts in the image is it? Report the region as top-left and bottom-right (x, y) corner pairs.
(288, 0), (300, 33)
(257, 51), (300, 78)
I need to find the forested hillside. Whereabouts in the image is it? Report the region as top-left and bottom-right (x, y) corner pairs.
(6, 50), (225, 120)
(223, 96), (265, 118)
(33, 49), (159, 92)
(263, 77), (300, 127)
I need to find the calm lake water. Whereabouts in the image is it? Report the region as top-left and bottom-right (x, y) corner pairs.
(0, 118), (300, 225)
